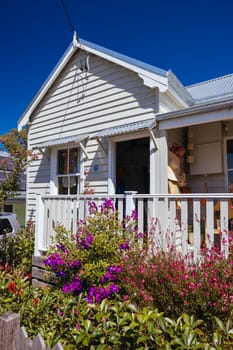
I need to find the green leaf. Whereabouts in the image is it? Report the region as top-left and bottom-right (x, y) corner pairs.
(214, 317), (225, 332)
(127, 303), (139, 313)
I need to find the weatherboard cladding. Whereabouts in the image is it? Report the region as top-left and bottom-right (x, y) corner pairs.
(26, 50), (158, 219)
(187, 73), (233, 102)
(18, 38), (168, 130)
(29, 52), (157, 145)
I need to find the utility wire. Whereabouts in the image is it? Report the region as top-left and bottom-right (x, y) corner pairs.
(60, 0), (76, 34)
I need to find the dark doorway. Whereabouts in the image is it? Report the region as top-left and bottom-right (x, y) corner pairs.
(116, 137), (149, 194)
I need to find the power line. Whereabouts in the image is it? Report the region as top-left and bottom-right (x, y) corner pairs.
(60, 0), (76, 34)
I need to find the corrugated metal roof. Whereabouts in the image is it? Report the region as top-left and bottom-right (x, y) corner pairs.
(187, 73), (233, 102)
(34, 133), (89, 149)
(92, 119), (155, 138)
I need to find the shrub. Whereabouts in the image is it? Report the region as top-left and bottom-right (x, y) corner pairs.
(44, 199), (141, 303)
(0, 263), (32, 315)
(0, 222), (34, 273)
(120, 242), (233, 333)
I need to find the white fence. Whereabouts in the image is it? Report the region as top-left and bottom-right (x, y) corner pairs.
(35, 192), (233, 258)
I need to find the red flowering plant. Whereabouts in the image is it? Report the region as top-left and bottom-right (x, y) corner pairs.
(0, 262), (31, 315)
(44, 199), (141, 303)
(119, 222), (233, 333)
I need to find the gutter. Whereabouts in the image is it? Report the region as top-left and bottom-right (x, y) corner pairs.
(157, 96), (233, 122)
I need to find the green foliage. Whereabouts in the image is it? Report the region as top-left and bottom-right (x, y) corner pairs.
(2, 199), (233, 348)
(0, 223), (34, 273)
(120, 244), (233, 334)
(0, 128), (37, 204)
(0, 265), (31, 315)
(44, 200), (140, 300)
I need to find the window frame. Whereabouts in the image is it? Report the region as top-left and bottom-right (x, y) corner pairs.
(50, 144), (84, 195)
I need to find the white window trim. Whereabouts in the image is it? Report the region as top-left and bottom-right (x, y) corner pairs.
(50, 143), (84, 195)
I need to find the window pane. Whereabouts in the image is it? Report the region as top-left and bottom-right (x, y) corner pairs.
(227, 140), (233, 169)
(228, 171), (233, 186)
(69, 148), (79, 174)
(58, 176), (79, 195)
(70, 176), (78, 194)
(58, 150), (68, 175)
(58, 177), (68, 194)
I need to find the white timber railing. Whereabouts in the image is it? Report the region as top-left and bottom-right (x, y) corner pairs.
(35, 192), (233, 258)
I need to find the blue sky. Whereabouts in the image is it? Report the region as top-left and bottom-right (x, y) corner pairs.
(0, 0), (233, 135)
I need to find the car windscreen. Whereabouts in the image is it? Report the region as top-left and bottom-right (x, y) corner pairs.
(0, 218), (13, 235)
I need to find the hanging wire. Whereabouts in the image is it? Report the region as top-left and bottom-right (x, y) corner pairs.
(60, 0), (77, 36)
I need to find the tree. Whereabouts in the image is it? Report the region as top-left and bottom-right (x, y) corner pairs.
(0, 128), (36, 207)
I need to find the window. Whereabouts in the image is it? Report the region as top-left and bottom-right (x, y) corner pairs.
(57, 147), (80, 195)
(226, 139), (233, 186)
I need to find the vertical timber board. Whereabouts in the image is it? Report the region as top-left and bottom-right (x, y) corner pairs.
(0, 313), (20, 350)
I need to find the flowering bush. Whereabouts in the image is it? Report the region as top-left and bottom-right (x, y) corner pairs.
(44, 199), (140, 303)
(0, 262), (32, 315)
(120, 240), (233, 332)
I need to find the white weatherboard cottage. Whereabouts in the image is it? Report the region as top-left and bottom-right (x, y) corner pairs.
(19, 35), (233, 265)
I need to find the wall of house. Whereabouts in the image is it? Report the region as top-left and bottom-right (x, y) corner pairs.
(167, 123), (227, 194)
(186, 122), (226, 193)
(26, 50), (159, 220)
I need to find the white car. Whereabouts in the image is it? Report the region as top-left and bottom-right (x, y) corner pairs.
(0, 212), (20, 238)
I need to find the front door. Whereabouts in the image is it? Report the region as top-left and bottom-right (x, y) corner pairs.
(116, 137), (149, 194)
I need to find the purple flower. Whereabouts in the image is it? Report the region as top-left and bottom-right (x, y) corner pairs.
(131, 209), (138, 220)
(101, 265), (123, 283)
(77, 233), (94, 249)
(87, 283), (120, 303)
(137, 232), (143, 239)
(73, 309), (78, 316)
(88, 201), (98, 214)
(107, 265), (123, 274)
(120, 240), (130, 250)
(56, 270), (66, 277)
(62, 276), (83, 294)
(101, 199), (115, 213)
(62, 284), (71, 293)
(70, 260), (81, 269)
(58, 309), (64, 317)
(44, 253), (65, 271)
(56, 244), (69, 255)
(109, 283), (120, 293)
(105, 271), (114, 280)
(100, 276), (105, 284)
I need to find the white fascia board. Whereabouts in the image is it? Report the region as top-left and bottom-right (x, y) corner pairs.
(75, 42), (168, 92)
(167, 70), (194, 108)
(18, 44), (77, 130)
(158, 103), (233, 130)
